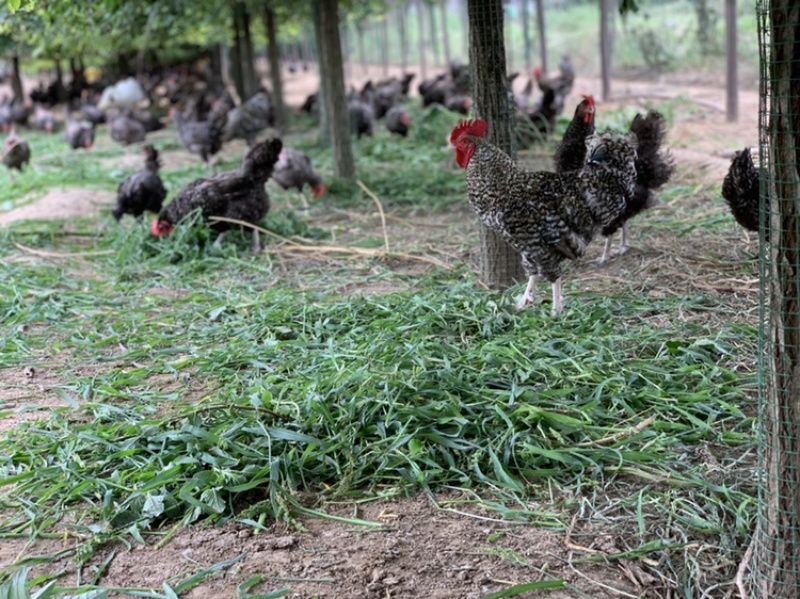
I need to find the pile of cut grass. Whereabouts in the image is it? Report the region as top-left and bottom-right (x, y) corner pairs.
(0, 98), (757, 597)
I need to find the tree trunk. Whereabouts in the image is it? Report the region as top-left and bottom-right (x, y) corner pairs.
(10, 55), (23, 104)
(381, 17), (389, 77)
(725, 0), (738, 122)
(416, 0), (428, 80)
(69, 57), (86, 93)
(521, 0), (532, 73)
(428, 1), (441, 67)
(398, 2), (408, 73)
(440, 1), (452, 68)
(311, 0), (329, 143)
(53, 59), (67, 105)
(600, 0), (613, 101)
(240, 2), (258, 98)
(263, 5), (287, 132)
(357, 21), (368, 76)
(757, 0), (800, 595)
(318, 0), (355, 179)
(534, 0), (547, 72)
(230, 5), (244, 99)
(467, 0), (525, 289)
(461, 2), (469, 58)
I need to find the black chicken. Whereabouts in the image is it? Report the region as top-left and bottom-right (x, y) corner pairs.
(2, 130), (31, 174)
(112, 145), (167, 221)
(385, 106), (411, 137)
(65, 116), (95, 150)
(721, 147), (762, 236)
(222, 90), (274, 147)
(554, 95), (596, 173)
(172, 106), (228, 165)
(109, 110), (146, 146)
(599, 110), (675, 263)
(271, 147), (326, 208)
(151, 138), (283, 252)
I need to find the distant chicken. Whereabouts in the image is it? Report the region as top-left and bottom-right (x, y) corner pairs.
(721, 147), (761, 236)
(65, 116), (94, 150)
(533, 55), (575, 116)
(385, 106), (411, 137)
(2, 130), (31, 174)
(172, 106), (228, 165)
(109, 110), (146, 146)
(151, 138), (283, 252)
(598, 110), (675, 263)
(222, 90), (274, 147)
(450, 118), (637, 315)
(271, 147), (326, 208)
(348, 97), (376, 138)
(554, 95), (596, 173)
(112, 145), (167, 221)
(33, 105), (56, 133)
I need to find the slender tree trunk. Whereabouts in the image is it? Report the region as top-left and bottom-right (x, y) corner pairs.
(357, 21), (368, 76)
(318, 0), (355, 179)
(10, 55), (23, 104)
(53, 59), (67, 105)
(521, 0), (532, 73)
(467, 0), (525, 289)
(758, 0), (800, 593)
(725, 0), (738, 122)
(440, 1), (452, 67)
(263, 5), (287, 132)
(381, 17), (389, 76)
(600, 0), (613, 101)
(398, 2), (408, 73)
(230, 5), (245, 99)
(428, 1), (441, 67)
(417, 0), (427, 80)
(240, 2), (258, 97)
(535, 0), (547, 72)
(461, 2), (469, 58)
(311, 0), (329, 143)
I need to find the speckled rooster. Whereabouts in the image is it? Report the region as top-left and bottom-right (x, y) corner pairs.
(450, 118), (637, 315)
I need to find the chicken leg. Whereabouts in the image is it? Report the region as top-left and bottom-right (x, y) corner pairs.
(516, 275), (539, 310)
(551, 278), (564, 316)
(598, 224), (631, 264)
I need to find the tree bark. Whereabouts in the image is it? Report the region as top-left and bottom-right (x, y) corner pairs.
(230, 5), (244, 99)
(758, 0), (800, 595)
(725, 0), (738, 122)
(381, 16), (389, 77)
(10, 55), (23, 104)
(534, 0), (547, 72)
(600, 0), (613, 101)
(467, 0), (525, 289)
(521, 0), (532, 73)
(240, 2), (258, 98)
(263, 5), (287, 132)
(440, 1), (452, 68)
(416, 0), (428, 81)
(318, 0), (355, 179)
(53, 59), (67, 105)
(356, 21), (368, 76)
(398, 2), (408, 73)
(311, 0), (329, 143)
(428, 1), (441, 67)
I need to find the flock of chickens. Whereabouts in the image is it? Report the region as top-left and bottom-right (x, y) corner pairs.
(1, 59), (762, 316)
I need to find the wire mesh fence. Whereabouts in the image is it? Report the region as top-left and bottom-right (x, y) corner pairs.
(756, 0), (800, 595)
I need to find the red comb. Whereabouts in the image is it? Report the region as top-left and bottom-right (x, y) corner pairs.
(450, 118), (487, 145)
(582, 94), (595, 107)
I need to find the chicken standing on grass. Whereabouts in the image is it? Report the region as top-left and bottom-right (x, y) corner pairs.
(450, 118), (637, 315)
(113, 145), (167, 221)
(721, 147), (762, 237)
(598, 111), (675, 263)
(151, 138), (283, 253)
(271, 148), (326, 209)
(2, 129), (31, 174)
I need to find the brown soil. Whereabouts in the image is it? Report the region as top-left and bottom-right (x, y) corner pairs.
(0, 66), (759, 598)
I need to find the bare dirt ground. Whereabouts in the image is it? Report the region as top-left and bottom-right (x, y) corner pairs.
(0, 65), (760, 598)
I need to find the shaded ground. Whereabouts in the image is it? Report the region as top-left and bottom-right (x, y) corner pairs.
(0, 67), (760, 598)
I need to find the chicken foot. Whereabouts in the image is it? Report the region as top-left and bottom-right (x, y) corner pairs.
(516, 275), (539, 310)
(598, 224), (631, 264)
